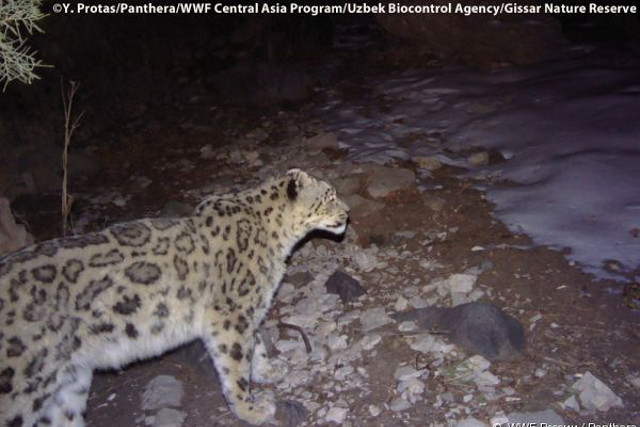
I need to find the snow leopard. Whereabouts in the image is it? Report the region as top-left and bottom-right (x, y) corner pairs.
(0, 168), (349, 426)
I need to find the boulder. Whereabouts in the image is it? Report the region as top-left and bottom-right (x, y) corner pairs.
(0, 197), (34, 256)
(393, 302), (525, 361)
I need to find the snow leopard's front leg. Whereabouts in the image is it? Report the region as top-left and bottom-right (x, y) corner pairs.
(203, 314), (275, 425)
(252, 332), (289, 384)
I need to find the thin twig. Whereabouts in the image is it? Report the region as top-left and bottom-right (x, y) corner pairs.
(60, 80), (84, 236)
(278, 322), (312, 354)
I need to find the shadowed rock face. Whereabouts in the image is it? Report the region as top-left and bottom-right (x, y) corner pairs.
(376, 0), (567, 67)
(0, 197), (34, 256)
(392, 302), (526, 361)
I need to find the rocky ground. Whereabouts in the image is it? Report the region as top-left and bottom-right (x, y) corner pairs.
(4, 50), (639, 427)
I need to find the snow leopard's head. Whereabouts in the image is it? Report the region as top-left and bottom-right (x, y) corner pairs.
(286, 168), (349, 235)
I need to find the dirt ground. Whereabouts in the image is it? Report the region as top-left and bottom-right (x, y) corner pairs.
(5, 28), (639, 427)
(19, 109), (637, 426)
(73, 153), (639, 426)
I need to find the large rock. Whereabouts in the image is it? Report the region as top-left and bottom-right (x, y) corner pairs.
(342, 194), (385, 221)
(572, 371), (623, 412)
(210, 62), (315, 106)
(332, 173), (367, 197)
(0, 197), (34, 256)
(325, 270), (367, 303)
(358, 164), (415, 199)
(393, 303), (525, 361)
(376, 0), (567, 66)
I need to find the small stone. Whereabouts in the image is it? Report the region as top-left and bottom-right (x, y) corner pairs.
(413, 155), (442, 171)
(282, 312), (321, 329)
(286, 271), (314, 286)
(398, 321), (416, 332)
(389, 396), (412, 412)
(446, 355), (493, 384)
(490, 412), (509, 427)
(480, 260), (493, 271)
(325, 406), (348, 423)
(534, 368), (547, 378)
(325, 270), (367, 304)
(627, 373), (640, 389)
(113, 196), (127, 207)
(394, 365), (422, 382)
(572, 371), (623, 412)
(467, 289), (485, 302)
(334, 365), (354, 381)
(562, 395), (580, 412)
(152, 408), (187, 427)
(393, 230), (416, 240)
(353, 251), (377, 272)
(368, 405), (381, 417)
(454, 417), (487, 427)
(397, 378), (425, 396)
(409, 334), (436, 354)
(451, 291), (471, 306)
(307, 132), (339, 152)
(131, 175), (153, 190)
(360, 334), (382, 351)
(338, 310), (361, 327)
(316, 321), (337, 340)
(529, 313), (543, 323)
(360, 307), (394, 331)
(243, 150), (260, 164)
(448, 274), (477, 293)
(395, 296), (409, 311)
(408, 295), (428, 309)
(506, 410), (564, 425)
(142, 375), (184, 411)
(246, 128), (268, 142)
(474, 370), (500, 387)
(424, 196), (446, 211)
(275, 339), (306, 353)
(468, 151), (489, 166)
(403, 286), (420, 298)
(327, 334), (349, 351)
(276, 283), (296, 303)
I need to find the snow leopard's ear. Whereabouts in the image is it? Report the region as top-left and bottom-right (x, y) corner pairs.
(286, 168), (302, 178)
(286, 168), (302, 201)
(286, 168), (312, 201)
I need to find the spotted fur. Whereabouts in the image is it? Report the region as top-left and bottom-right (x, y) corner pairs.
(0, 169), (349, 426)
